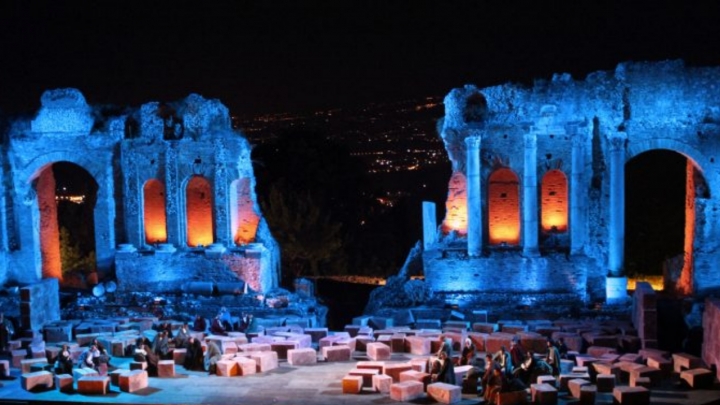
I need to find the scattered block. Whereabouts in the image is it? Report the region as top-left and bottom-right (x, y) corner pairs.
(77, 376), (110, 395)
(217, 359), (238, 377)
(399, 369), (431, 390)
(629, 366), (662, 386)
(109, 369), (128, 386)
(384, 363), (413, 382)
(496, 389), (528, 405)
(559, 373), (590, 391)
(568, 378), (591, 398)
(404, 336), (432, 355)
(366, 342), (391, 360)
(580, 384), (596, 404)
(55, 373), (74, 392)
(270, 341), (298, 360)
(672, 352), (703, 373)
(632, 376), (651, 388)
(342, 375), (363, 394)
(680, 368), (714, 389)
(646, 356), (672, 379)
(427, 382), (462, 404)
(158, 359), (175, 377)
(21, 370), (54, 391)
(531, 383), (558, 405)
(73, 367), (99, 381)
(596, 373), (615, 392)
(321, 345), (351, 362)
(372, 373), (393, 393)
(287, 348), (317, 366)
(613, 386), (650, 405)
(349, 367), (379, 387)
(235, 357), (257, 376)
(560, 359), (575, 374)
(21, 358), (47, 374)
(119, 370), (148, 393)
(537, 375), (557, 387)
(173, 348), (187, 365)
(249, 351), (279, 372)
(390, 380), (424, 402)
(130, 361), (148, 371)
(356, 360), (385, 374)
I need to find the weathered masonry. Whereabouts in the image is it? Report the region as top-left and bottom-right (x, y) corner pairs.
(422, 61), (720, 304)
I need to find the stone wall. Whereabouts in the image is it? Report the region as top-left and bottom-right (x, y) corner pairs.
(702, 298), (720, 381)
(0, 89), (279, 298)
(423, 60), (720, 304)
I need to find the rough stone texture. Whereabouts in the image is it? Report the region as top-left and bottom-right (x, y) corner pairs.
(384, 363), (413, 383)
(427, 382), (462, 404)
(366, 342), (391, 360)
(321, 345), (351, 362)
(342, 375), (363, 394)
(0, 89), (280, 296)
(354, 61), (720, 310)
(348, 368), (378, 388)
(21, 370), (54, 391)
(672, 352), (703, 373)
(702, 298), (720, 381)
(390, 380), (424, 402)
(119, 370), (148, 393)
(55, 373), (74, 393)
(372, 373), (393, 393)
(287, 348), (317, 366)
(568, 378), (590, 399)
(158, 359), (175, 377)
(249, 350), (278, 372)
(20, 279), (60, 330)
(78, 376), (110, 395)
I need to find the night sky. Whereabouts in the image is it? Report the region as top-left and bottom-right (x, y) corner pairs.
(2, 1), (720, 116)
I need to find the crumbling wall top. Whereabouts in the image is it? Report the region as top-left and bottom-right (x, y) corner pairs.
(30, 88), (93, 134)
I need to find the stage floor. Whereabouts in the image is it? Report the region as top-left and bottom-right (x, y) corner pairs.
(1, 353), (719, 405)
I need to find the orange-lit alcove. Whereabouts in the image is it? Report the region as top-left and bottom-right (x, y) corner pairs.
(441, 171), (468, 235)
(488, 168), (520, 245)
(541, 169), (568, 232)
(143, 179), (167, 244)
(230, 178), (260, 245)
(186, 176), (214, 247)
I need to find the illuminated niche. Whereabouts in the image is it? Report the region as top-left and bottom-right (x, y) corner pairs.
(230, 178), (260, 245)
(488, 168), (520, 245)
(441, 171), (468, 235)
(186, 175), (214, 247)
(143, 179), (167, 244)
(541, 169), (568, 232)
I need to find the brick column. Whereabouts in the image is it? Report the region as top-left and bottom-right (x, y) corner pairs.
(465, 136), (482, 257)
(523, 132), (539, 257)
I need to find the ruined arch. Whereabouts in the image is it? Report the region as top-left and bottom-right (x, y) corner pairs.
(143, 179), (167, 244)
(185, 175), (214, 247)
(229, 178), (260, 245)
(625, 144), (708, 294)
(28, 161), (98, 284)
(488, 167), (520, 245)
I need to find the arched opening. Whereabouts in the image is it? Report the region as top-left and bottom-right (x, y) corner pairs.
(34, 162), (97, 287)
(230, 178), (260, 245)
(625, 150), (692, 289)
(440, 171), (468, 235)
(488, 168), (520, 245)
(143, 179), (167, 244)
(541, 169), (568, 232)
(186, 175), (214, 247)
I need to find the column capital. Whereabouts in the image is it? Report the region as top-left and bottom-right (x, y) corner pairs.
(464, 135), (482, 149)
(607, 132), (628, 151)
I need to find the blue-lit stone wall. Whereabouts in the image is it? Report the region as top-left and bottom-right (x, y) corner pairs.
(425, 60), (720, 302)
(0, 88), (280, 297)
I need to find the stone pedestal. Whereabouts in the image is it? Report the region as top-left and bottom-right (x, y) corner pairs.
(606, 277), (628, 305)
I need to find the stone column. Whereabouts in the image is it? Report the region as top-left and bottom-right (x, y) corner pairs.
(523, 132), (539, 257)
(465, 136), (482, 257)
(165, 144), (183, 247)
(570, 130), (587, 254)
(422, 201), (437, 250)
(607, 132), (628, 304)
